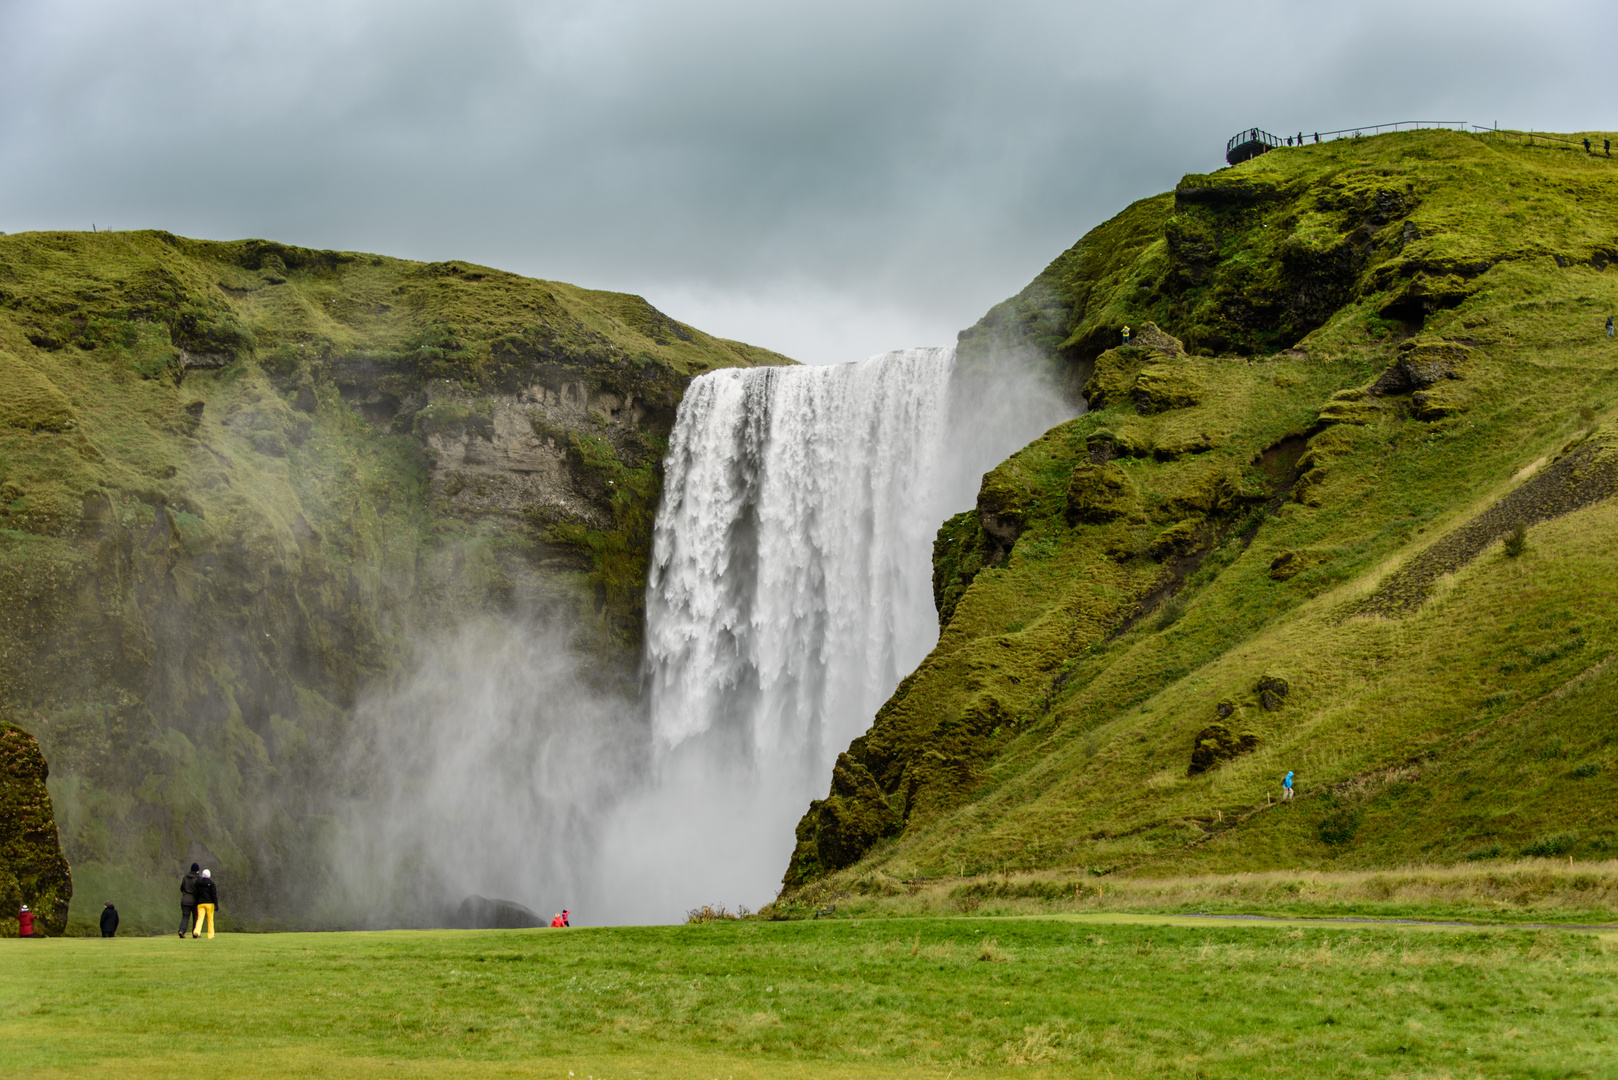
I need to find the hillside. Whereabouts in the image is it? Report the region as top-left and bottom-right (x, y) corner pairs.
(0, 231), (789, 928)
(782, 128), (1618, 899)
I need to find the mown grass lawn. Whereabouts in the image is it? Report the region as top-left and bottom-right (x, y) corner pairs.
(4, 916), (1616, 1078)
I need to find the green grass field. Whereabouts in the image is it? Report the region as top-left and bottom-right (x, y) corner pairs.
(4, 917), (1617, 1078)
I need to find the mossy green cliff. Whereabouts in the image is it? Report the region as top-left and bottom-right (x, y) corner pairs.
(0, 231), (788, 929)
(783, 128), (1618, 898)
(1, 721), (71, 934)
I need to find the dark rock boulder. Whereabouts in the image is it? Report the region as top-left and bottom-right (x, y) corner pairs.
(452, 894), (545, 929)
(1254, 675), (1290, 711)
(977, 466), (1032, 561)
(1131, 322), (1186, 358)
(1370, 340), (1472, 396)
(0, 722), (72, 936)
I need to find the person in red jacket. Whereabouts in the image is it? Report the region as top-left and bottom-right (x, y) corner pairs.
(549, 909), (570, 928)
(18, 904), (36, 937)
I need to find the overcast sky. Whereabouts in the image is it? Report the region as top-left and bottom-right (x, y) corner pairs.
(2, 0), (1612, 364)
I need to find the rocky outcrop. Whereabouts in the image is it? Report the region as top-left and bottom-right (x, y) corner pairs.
(1064, 463), (1135, 525)
(1352, 427), (1618, 617)
(451, 894), (545, 929)
(1187, 721), (1259, 776)
(0, 723), (71, 936)
(783, 753), (901, 887)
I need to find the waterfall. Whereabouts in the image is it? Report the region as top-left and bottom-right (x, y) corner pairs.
(337, 344), (1075, 926)
(644, 347), (958, 783)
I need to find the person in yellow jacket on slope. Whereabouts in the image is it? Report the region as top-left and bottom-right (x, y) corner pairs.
(193, 869), (219, 938)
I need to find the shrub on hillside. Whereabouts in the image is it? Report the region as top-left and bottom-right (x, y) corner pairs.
(1317, 806), (1363, 847)
(1503, 523), (1528, 557)
(685, 904), (750, 924)
(1520, 833), (1579, 858)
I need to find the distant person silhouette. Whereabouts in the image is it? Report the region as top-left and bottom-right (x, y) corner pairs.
(179, 863), (201, 938)
(18, 904), (36, 937)
(1585, 138), (1592, 153)
(1314, 132), (1320, 143)
(1121, 325), (1131, 346)
(1607, 315), (1614, 338)
(1281, 771), (1295, 802)
(100, 901), (119, 938)
(549, 909), (571, 927)
(1606, 139), (1611, 156)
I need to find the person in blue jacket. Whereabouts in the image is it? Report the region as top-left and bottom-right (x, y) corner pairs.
(1281, 771), (1295, 802)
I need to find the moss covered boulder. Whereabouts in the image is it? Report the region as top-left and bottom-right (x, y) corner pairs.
(1187, 722), (1259, 776)
(1064, 462), (1135, 525)
(0, 722), (71, 936)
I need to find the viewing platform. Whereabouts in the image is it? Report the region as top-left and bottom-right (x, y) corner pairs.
(1225, 121), (1475, 166)
(1225, 128), (1281, 166)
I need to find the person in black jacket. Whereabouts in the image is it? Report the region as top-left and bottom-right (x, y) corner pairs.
(180, 863), (201, 939)
(100, 901), (119, 938)
(193, 869), (219, 939)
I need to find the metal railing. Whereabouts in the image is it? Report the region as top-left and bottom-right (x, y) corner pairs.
(1471, 126), (1611, 153)
(1226, 121), (1614, 165)
(1225, 127), (1282, 156)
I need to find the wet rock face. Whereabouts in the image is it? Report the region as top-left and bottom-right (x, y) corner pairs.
(420, 377), (651, 525)
(0, 723), (72, 936)
(452, 895), (545, 929)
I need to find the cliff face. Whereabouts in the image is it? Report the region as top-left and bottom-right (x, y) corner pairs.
(0, 231), (789, 926)
(784, 128), (1618, 894)
(0, 722), (71, 935)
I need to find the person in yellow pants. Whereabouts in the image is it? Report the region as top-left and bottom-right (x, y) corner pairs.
(193, 868), (218, 938)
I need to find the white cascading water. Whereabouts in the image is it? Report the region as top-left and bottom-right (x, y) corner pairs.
(645, 347), (956, 775)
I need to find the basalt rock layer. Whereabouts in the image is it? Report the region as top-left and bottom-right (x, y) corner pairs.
(0, 231), (788, 927)
(782, 128), (1618, 899)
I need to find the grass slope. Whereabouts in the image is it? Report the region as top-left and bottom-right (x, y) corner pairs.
(784, 128), (1618, 899)
(4, 919), (1617, 1078)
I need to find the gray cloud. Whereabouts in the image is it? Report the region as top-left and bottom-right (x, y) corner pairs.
(3, 0), (1612, 363)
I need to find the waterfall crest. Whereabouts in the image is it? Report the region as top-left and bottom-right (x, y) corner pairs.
(645, 347), (956, 786)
